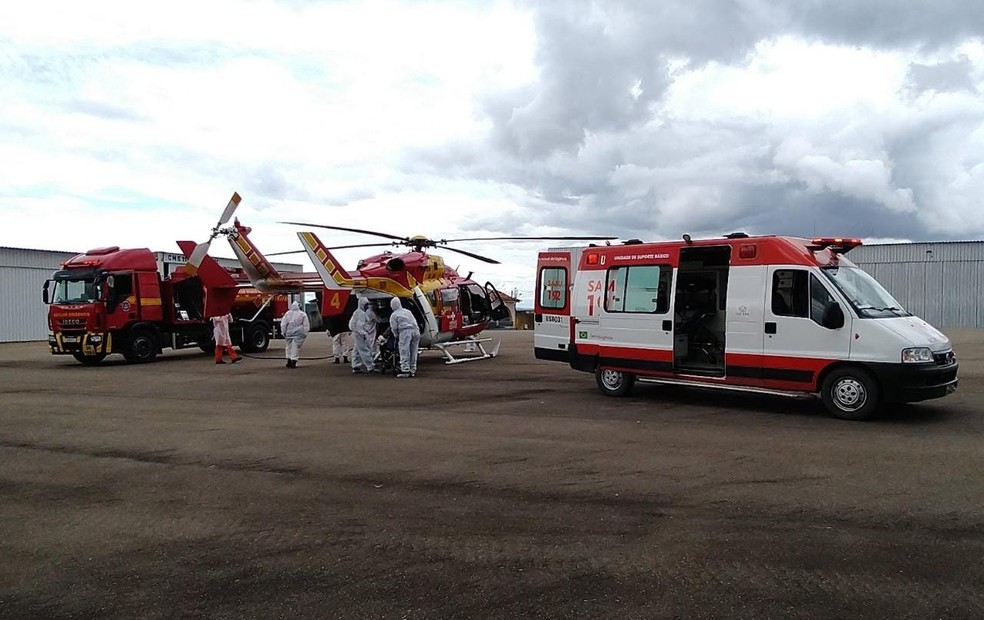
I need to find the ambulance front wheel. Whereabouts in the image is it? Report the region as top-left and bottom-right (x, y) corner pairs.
(596, 368), (635, 397)
(821, 367), (880, 421)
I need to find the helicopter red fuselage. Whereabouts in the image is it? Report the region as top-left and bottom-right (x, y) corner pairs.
(320, 248), (506, 343)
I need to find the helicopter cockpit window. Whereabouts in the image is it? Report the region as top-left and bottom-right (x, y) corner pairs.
(424, 290), (438, 310)
(464, 284), (488, 321)
(440, 288), (459, 308)
(539, 267), (567, 310)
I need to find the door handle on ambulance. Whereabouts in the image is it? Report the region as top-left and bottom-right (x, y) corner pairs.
(765, 322), (777, 334)
(534, 313), (542, 323)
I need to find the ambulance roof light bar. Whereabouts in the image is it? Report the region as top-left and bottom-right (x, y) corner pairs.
(809, 237), (863, 254)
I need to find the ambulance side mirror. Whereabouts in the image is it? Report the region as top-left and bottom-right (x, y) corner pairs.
(822, 302), (845, 330)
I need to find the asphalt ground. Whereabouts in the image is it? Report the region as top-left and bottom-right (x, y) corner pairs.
(1, 329), (982, 619)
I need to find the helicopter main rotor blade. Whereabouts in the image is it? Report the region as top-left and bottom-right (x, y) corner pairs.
(184, 193), (243, 275)
(325, 242), (400, 251)
(264, 249), (306, 257)
(265, 242), (397, 257)
(442, 235), (618, 242)
(434, 244), (500, 265)
(279, 222), (407, 242)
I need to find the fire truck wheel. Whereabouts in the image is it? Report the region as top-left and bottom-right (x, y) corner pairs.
(72, 352), (106, 366)
(123, 329), (158, 364)
(199, 340), (215, 354)
(241, 322), (270, 353)
(821, 366), (881, 421)
(596, 368), (635, 397)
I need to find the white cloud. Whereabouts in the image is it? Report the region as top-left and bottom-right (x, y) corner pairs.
(773, 137), (916, 213)
(664, 37), (906, 121)
(2, 1), (984, 305)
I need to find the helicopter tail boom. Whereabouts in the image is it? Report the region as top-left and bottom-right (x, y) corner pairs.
(226, 224), (289, 294)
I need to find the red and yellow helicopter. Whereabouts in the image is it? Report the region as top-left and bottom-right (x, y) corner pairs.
(185, 193), (615, 363)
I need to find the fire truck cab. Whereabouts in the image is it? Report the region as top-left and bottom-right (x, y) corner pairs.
(535, 234), (958, 420)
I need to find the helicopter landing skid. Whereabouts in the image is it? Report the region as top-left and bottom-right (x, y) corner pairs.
(434, 338), (501, 365)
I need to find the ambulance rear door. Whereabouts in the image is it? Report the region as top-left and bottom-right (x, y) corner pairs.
(534, 249), (580, 362)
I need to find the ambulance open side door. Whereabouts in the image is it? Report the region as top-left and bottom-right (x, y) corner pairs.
(534, 250), (575, 362)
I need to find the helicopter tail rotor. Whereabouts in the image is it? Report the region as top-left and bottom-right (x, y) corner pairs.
(183, 192), (242, 275)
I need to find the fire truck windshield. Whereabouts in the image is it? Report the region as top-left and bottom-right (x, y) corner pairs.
(821, 266), (910, 318)
(51, 276), (100, 304)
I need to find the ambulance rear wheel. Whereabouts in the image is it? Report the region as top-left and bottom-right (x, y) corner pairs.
(821, 367), (880, 421)
(72, 352), (106, 366)
(123, 329), (157, 364)
(596, 368), (635, 397)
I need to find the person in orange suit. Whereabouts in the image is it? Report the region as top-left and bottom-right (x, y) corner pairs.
(210, 313), (241, 364)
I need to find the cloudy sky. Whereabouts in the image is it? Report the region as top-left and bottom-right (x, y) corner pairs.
(2, 0), (983, 302)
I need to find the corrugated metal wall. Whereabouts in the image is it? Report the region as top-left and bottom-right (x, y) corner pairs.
(849, 242), (984, 329)
(0, 247), (78, 342)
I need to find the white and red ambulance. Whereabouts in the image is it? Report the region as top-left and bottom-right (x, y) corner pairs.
(534, 234), (958, 420)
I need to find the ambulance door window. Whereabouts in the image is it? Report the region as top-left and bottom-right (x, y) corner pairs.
(539, 267), (567, 310)
(809, 273), (835, 325)
(606, 265), (671, 313)
(771, 270), (809, 317)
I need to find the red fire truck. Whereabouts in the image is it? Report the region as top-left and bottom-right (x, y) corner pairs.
(43, 241), (289, 365)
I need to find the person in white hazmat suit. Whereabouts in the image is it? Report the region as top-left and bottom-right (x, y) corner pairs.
(280, 301), (310, 368)
(365, 299), (380, 359)
(389, 296), (421, 378)
(348, 296), (378, 374)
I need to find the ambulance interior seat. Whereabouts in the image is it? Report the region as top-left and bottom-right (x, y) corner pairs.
(674, 271), (726, 367)
(674, 247), (730, 370)
(772, 292), (791, 315)
(773, 273), (808, 317)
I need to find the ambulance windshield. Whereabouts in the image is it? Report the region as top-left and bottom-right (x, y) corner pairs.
(821, 267), (910, 318)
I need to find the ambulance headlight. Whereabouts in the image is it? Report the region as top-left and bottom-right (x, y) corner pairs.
(901, 347), (933, 363)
